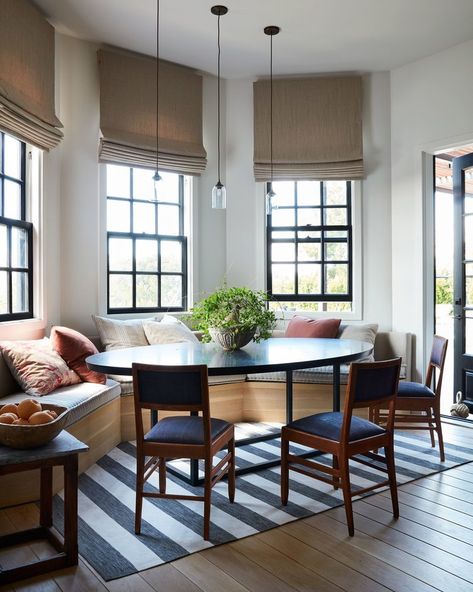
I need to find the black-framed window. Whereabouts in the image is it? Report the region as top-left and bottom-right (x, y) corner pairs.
(267, 180), (353, 312)
(0, 131), (33, 322)
(106, 165), (188, 313)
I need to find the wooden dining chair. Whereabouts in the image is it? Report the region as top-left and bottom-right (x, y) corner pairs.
(370, 335), (448, 461)
(281, 358), (401, 536)
(132, 363), (235, 540)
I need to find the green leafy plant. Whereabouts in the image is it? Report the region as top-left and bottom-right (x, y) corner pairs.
(191, 286), (277, 344)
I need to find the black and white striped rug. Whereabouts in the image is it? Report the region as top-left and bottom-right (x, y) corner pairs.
(52, 423), (473, 581)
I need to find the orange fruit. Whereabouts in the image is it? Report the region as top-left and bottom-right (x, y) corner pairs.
(0, 403), (19, 416)
(28, 411), (53, 425)
(13, 418), (29, 425)
(17, 399), (42, 420)
(0, 413), (17, 424)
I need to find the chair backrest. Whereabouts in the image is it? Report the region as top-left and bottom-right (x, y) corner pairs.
(132, 363), (210, 441)
(425, 335), (448, 397)
(132, 363), (209, 411)
(341, 358), (401, 443)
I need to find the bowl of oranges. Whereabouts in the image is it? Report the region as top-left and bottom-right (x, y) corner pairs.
(0, 399), (68, 449)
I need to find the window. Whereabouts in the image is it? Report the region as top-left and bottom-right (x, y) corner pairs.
(106, 165), (188, 313)
(267, 180), (353, 313)
(0, 132), (33, 321)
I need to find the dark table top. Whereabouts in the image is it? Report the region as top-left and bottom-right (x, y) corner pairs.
(86, 337), (373, 376)
(0, 431), (88, 466)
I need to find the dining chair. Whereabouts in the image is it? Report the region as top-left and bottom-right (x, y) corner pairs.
(281, 358), (401, 536)
(370, 335), (448, 461)
(132, 363), (235, 540)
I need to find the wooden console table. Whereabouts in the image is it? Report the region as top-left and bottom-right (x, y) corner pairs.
(0, 432), (88, 585)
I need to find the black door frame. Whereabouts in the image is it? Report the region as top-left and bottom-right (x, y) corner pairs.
(453, 152), (473, 411)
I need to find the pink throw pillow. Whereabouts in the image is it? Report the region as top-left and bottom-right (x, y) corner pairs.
(51, 326), (106, 384)
(285, 316), (341, 338)
(0, 338), (81, 396)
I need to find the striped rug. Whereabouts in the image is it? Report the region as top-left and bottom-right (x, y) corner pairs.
(52, 423), (473, 581)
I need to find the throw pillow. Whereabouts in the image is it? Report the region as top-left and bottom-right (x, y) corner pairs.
(50, 326), (106, 384)
(0, 338), (81, 396)
(285, 316), (341, 338)
(93, 315), (148, 351)
(143, 320), (200, 344)
(339, 323), (378, 361)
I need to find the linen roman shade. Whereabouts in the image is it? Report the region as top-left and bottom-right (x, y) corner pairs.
(0, 0), (63, 150)
(98, 48), (206, 175)
(253, 76), (363, 181)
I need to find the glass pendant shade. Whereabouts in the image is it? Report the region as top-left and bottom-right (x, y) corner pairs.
(265, 186), (277, 215)
(153, 169), (162, 201)
(212, 181), (226, 209)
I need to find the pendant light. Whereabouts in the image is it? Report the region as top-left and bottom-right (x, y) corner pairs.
(152, 0), (162, 200)
(264, 25), (280, 214)
(211, 5), (228, 209)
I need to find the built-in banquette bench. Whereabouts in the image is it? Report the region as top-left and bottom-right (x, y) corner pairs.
(0, 318), (412, 507)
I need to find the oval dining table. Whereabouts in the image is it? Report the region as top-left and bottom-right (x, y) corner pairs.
(86, 337), (373, 484)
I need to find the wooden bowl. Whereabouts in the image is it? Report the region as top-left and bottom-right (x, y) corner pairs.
(0, 404), (69, 449)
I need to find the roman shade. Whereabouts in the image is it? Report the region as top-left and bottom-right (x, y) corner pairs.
(98, 47), (207, 175)
(253, 76), (363, 181)
(0, 0), (63, 150)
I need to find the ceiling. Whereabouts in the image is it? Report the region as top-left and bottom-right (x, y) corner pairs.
(33, 0), (473, 79)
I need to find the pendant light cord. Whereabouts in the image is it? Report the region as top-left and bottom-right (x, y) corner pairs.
(156, 0), (160, 174)
(217, 12), (221, 184)
(269, 33), (273, 187)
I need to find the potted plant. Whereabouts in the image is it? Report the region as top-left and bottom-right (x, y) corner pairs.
(191, 286), (277, 350)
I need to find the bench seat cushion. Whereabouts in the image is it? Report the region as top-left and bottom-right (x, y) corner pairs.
(0, 379), (121, 426)
(247, 364), (407, 385)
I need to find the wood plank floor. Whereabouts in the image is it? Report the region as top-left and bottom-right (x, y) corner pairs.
(1, 420), (473, 592)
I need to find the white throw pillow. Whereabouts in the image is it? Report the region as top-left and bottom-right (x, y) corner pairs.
(339, 323), (378, 361)
(92, 315), (148, 351)
(143, 320), (199, 344)
(160, 314), (183, 325)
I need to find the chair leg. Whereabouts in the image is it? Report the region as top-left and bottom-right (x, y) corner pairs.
(228, 437), (235, 503)
(159, 457), (166, 494)
(281, 433), (289, 506)
(135, 453), (144, 534)
(434, 405), (445, 462)
(340, 455), (354, 537)
(427, 410), (436, 448)
(203, 457), (212, 541)
(384, 444), (399, 519)
(333, 454), (340, 490)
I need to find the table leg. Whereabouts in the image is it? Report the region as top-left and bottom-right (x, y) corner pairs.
(63, 454), (79, 566)
(40, 466), (53, 527)
(333, 363), (341, 411)
(286, 370), (293, 424)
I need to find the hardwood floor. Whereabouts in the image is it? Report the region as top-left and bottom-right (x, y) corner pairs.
(1, 420), (473, 592)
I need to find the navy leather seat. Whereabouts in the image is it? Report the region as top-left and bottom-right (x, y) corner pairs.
(145, 416), (231, 445)
(287, 412), (386, 442)
(397, 381), (434, 398)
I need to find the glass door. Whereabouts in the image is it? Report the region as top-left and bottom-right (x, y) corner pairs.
(453, 151), (473, 412)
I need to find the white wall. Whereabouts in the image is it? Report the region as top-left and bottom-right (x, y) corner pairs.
(391, 38), (473, 378)
(34, 33), (393, 337)
(194, 74), (227, 300)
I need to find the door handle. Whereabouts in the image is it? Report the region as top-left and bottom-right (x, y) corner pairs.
(453, 314), (463, 320)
